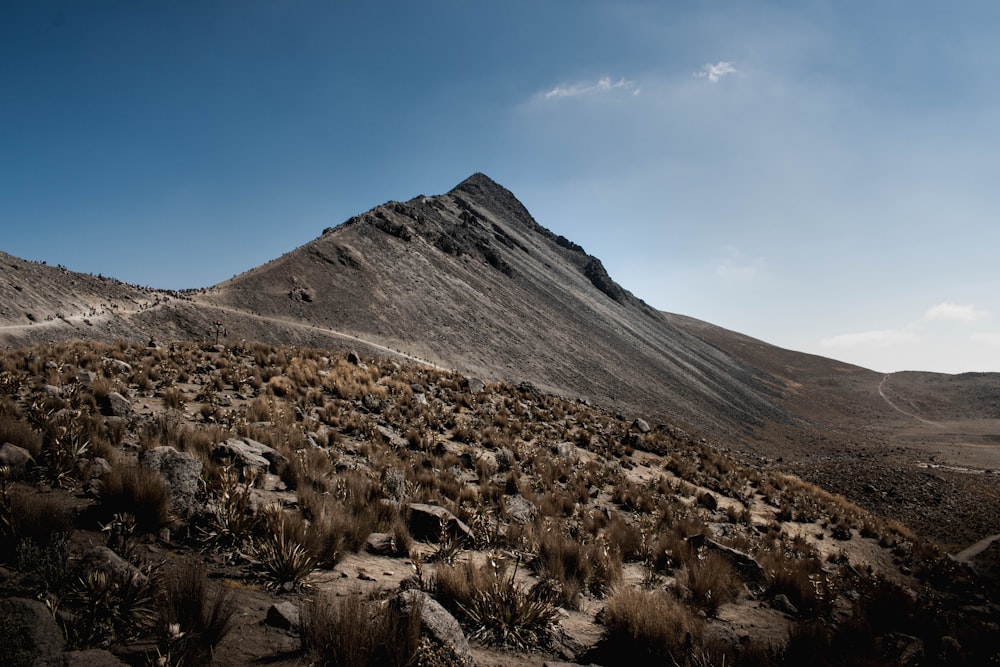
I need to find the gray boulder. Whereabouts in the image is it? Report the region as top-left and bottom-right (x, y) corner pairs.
(138, 446), (202, 517)
(632, 418), (651, 433)
(396, 590), (475, 667)
(688, 534), (767, 584)
(100, 392), (132, 417)
(266, 602), (301, 631)
(365, 532), (396, 556)
(406, 503), (472, 543)
(0, 442), (35, 478)
(505, 495), (538, 524)
(213, 437), (287, 473)
(76, 546), (148, 584)
(0, 597), (65, 666)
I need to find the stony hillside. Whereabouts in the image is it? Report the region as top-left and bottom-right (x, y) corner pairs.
(0, 341), (995, 666)
(198, 174), (789, 439)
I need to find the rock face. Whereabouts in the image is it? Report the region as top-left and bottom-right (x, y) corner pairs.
(213, 437), (288, 473)
(76, 547), (147, 584)
(0, 597), (66, 666)
(396, 590), (475, 667)
(266, 602), (301, 631)
(0, 442), (35, 478)
(406, 503), (473, 543)
(688, 534), (767, 584)
(100, 391), (132, 417)
(138, 446), (202, 517)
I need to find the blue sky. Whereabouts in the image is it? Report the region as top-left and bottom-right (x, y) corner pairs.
(3, 1), (999, 374)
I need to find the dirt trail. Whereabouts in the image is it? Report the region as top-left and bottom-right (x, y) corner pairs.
(951, 533), (1000, 563)
(197, 302), (449, 371)
(877, 373), (942, 427)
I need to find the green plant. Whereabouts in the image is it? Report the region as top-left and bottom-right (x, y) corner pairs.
(203, 467), (261, 548)
(254, 506), (317, 589)
(65, 567), (159, 648)
(460, 557), (560, 649)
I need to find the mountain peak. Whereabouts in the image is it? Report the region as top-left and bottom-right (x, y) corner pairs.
(449, 172), (505, 194)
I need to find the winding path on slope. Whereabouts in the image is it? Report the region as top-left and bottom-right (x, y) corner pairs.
(196, 302), (449, 371)
(877, 373), (942, 427)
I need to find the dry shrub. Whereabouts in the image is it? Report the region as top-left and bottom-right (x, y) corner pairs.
(679, 552), (741, 617)
(159, 560), (236, 665)
(303, 592), (420, 667)
(0, 416), (42, 459)
(599, 586), (702, 667)
(100, 462), (172, 533)
(759, 550), (827, 617)
(605, 514), (644, 561)
(4, 489), (73, 549)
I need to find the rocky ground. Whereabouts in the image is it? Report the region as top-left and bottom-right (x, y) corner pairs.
(1, 340), (997, 666)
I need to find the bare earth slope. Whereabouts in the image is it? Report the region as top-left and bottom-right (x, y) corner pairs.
(198, 173), (789, 439)
(666, 312), (1000, 550)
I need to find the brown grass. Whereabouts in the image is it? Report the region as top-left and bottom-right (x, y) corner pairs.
(599, 586), (702, 667)
(99, 462), (172, 533)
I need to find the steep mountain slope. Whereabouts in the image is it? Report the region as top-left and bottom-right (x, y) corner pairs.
(198, 173), (789, 438)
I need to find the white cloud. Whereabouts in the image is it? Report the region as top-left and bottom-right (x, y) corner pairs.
(717, 256), (764, 280)
(544, 76), (639, 99)
(694, 61), (737, 83)
(924, 302), (988, 322)
(971, 332), (1000, 345)
(820, 329), (919, 349)
(716, 246), (764, 281)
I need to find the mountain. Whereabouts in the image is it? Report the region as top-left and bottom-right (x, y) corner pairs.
(2, 173), (998, 549)
(195, 173), (788, 438)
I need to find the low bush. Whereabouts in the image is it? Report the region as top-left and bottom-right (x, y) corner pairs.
(598, 586), (702, 667)
(302, 592), (420, 667)
(100, 462), (172, 534)
(158, 560), (236, 665)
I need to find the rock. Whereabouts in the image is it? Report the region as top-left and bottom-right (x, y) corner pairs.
(554, 442), (577, 459)
(76, 547), (148, 584)
(396, 590), (475, 667)
(375, 424), (407, 448)
(82, 457), (112, 495)
(771, 594), (798, 615)
(688, 534), (767, 584)
(75, 369), (98, 385)
(413, 392), (428, 405)
(347, 350), (362, 365)
(632, 418), (651, 433)
(505, 495), (538, 524)
(99, 391), (132, 417)
(41, 384), (62, 397)
(213, 437), (288, 473)
(365, 532), (396, 556)
(0, 442), (35, 478)
(265, 602), (300, 631)
(697, 491), (718, 511)
(464, 377), (486, 394)
(138, 446), (202, 518)
(0, 597), (66, 666)
(64, 649), (128, 666)
(406, 503), (472, 543)
(103, 358), (133, 375)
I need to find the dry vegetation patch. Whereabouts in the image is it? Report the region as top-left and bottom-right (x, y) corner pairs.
(0, 340), (995, 665)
